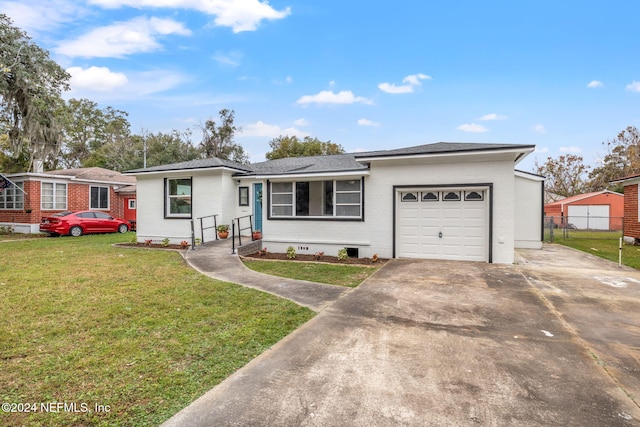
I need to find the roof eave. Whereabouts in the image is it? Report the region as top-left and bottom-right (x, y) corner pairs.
(237, 169), (370, 180)
(125, 165), (250, 176)
(355, 146), (535, 162)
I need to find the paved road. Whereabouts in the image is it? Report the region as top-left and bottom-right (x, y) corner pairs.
(164, 244), (640, 426)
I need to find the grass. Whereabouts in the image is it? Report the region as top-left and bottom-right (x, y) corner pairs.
(0, 233), (314, 426)
(546, 229), (640, 270)
(242, 259), (380, 288)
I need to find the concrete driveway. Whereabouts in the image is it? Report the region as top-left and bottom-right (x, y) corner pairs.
(164, 245), (640, 426)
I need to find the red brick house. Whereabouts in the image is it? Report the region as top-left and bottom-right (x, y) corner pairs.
(544, 190), (624, 230)
(0, 167), (136, 233)
(611, 174), (640, 243)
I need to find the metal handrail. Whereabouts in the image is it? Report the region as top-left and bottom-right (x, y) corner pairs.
(196, 214), (219, 244)
(231, 214), (254, 254)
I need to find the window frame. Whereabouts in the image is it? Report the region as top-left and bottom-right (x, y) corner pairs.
(268, 178), (364, 221)
(41, 181), (67, 210)
(90, 186), (110, 210)
(238, 186), (249, 206)
(128, 199), (136, 210)
(164, 177), (193, 219)
(0, 181), (24, 210)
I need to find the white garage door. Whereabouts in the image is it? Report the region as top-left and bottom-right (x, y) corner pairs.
(397, 189), (489, 262)
(567, 205), (610, 230)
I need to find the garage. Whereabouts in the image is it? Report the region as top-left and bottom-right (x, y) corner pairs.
(396, 188), (490, 262)
(567, 205), (610, 230)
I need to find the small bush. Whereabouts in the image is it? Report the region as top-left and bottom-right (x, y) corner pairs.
(161, 238), (170, 247)
(258, 247), (268, 256)
(337, 248), (348, 261)
(180, 240), (190, 249)
(286, 246), (296, 259)
(144, 239), (153, 246)
(314, 251), (324, 261)
(129, 233), (138, 244)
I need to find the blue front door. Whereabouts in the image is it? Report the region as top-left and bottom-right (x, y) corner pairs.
(254, 183), (263, 232)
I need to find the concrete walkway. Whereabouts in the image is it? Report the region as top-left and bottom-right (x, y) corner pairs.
(183, 240), (349, 312)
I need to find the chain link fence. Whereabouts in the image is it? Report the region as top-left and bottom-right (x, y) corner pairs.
(544, 216), (623, 243)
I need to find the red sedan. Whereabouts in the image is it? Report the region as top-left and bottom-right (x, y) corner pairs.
(40, 210), (130, 236)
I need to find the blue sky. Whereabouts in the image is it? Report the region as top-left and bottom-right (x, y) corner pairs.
(3, 1), (640, 170)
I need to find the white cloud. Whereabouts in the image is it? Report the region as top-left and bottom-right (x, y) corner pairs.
(378, 73), (431, 94)
(560, 146), (582, 153)
(239, 121), (308, 138)
(0, 0), (86, 34)
(625, 81), (640, 92)
(214, 50), (243, 67)
(535, 147), (549, 153)
(587, 80), (603, 88)
(55, 16), (191, 58)
(88, 0), (291, 33)
(479, 113), (507, 121)
(294, 118), (309, 126)
(532, 124), (546, 134)
(296, 90), (373, 106)
(285, 76), (293, 83)
(67, 66), (128, 92)
(357, 118), (380, 127)
(457, 123), (488, 133)
(64, 68), (187, 100)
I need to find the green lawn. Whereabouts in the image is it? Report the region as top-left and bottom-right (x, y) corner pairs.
(242, 259), (380, 288)
(548, 230), (640, 270)
(0, 234), (314, 426)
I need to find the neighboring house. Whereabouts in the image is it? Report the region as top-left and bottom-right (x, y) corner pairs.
(125, 142), (543, 264)
(0, 167), (136, 233)
(544, 191), (566, 204)
(611, 174), (640, 243)
(544, 190), (624, 230)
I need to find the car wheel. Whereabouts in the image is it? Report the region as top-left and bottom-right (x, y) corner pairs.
(69, 226), (82, 237)
(118, 224), (128, 234)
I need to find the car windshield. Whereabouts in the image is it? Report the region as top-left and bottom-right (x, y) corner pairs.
(51, 211), (73, 217)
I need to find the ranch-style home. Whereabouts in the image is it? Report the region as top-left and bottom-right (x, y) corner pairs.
(0, 167), (136, 233)
(125, 142), (544, 264)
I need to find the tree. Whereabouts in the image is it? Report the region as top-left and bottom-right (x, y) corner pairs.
(0, 14), (70, 171)
(59, 98), (131, 169)
(535, 154), (589, 197)
(265, 135), (345, 160)
(198, 108), (248, 163)
(588, 126), (640, 192)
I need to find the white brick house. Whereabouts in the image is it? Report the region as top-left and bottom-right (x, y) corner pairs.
(126, 142), (543, 264)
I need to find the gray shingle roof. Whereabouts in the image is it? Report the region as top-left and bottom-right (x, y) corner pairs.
(124, 142), (534, 176)
(243, 154), (368, 176)
(354, 142), (535, 158)
(125, 157), (253, 174)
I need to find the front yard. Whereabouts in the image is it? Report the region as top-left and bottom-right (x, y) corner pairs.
(0, 234), (314, 426)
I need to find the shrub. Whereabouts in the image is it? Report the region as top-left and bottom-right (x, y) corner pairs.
(337, 248), (348, 261)
(161, 238), (170, 247)
(180, 240), (190, 249)
(314, 251), (324, 260)
(258, 247), (268, 256)
(286, 246), (296, 259)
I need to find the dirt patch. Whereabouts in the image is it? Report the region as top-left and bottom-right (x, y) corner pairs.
(243, 251), (386, 266)
(116, 243), (188, 250)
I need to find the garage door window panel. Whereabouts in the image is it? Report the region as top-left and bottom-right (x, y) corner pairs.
(422, 192), (439, 201)
(443, 191), (461, 201)
(465, 191), (484, 201)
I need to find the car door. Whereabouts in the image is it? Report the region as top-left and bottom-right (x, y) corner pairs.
(93, 211), (115, 232)
(76, 212), (99, 233)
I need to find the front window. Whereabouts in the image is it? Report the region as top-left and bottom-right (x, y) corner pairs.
(0, 181), (24, 210)
(41, 182), (67, 210)
(90, 186), (109, 209)
(239, 187), (249, 206)
(270, 179), (362, 219)
(166, 178), (192, 218)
